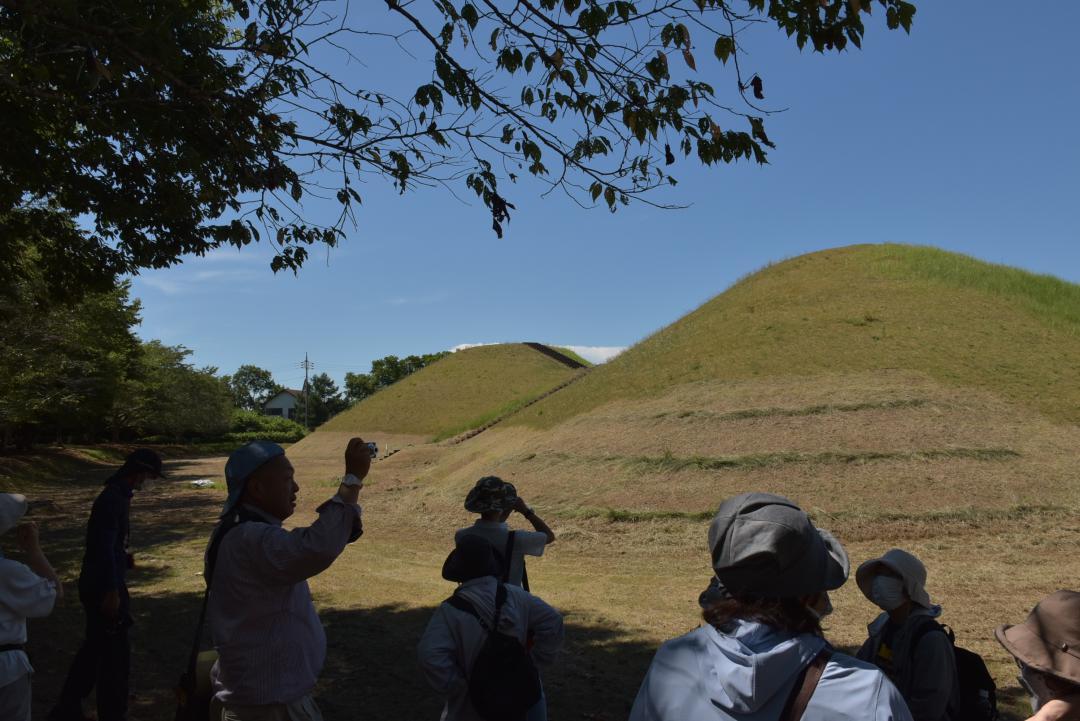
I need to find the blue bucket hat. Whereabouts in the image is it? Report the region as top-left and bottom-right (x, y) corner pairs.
(222, 441), (285, 517)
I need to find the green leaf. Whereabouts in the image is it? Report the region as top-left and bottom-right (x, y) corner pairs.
(714, 36), (734, 64)
(460, 3), (479, 30)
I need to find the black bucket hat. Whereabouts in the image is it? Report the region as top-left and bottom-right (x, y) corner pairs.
(442, 535), (503, 583)
(120, 448), (165, 480)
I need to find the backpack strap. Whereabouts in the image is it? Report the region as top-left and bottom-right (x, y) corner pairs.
(492, 581), (508, 629)
(182, 507), (262, 683)
(502, 531), (516, 583)
(908, 618), (952, 662)
(446, 594), (490, 632)
(780, 648), (831, 721)
(446, 581), (508, 634)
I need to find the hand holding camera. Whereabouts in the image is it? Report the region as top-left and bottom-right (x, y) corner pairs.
(341, 437), (376, 503)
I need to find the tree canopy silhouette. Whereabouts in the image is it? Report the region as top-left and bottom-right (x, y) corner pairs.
(1, 0), (916, 297)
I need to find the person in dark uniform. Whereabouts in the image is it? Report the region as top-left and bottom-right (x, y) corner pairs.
(49, 449), (163, 721)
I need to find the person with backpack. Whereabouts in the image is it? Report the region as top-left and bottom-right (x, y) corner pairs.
(50, 448), (164, 721)
(203, 438), (367, 721)
(629, 492), (912, 721)
(996, 590), (1080, 721)
(855, 549), (959, 721)
(418, 534), (564, 721)
(456, 477), (554, 589)
(1, 493), (62, 721)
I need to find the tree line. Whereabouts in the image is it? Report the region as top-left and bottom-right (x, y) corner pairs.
(0, 255), (449, 449)
(228, 351), (449, 429)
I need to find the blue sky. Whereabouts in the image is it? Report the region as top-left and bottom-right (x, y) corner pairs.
(131, 2), (1079, 391)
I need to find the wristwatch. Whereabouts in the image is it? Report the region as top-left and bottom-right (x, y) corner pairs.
(341, 473), (364, 487)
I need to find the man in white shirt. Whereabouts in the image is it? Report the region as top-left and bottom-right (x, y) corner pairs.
(205, 438), (369, 721)
(455, 477), (554, 589)
(0, 493), (61, 721)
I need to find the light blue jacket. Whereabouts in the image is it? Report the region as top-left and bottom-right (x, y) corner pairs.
(629, 620), (913, 721)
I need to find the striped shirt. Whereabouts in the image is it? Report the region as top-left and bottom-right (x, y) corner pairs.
(207, 497), (361, 705)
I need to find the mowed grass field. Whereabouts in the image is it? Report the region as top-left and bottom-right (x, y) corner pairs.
(317, 343), (582, 442)
(4, 244), (1078, 720)
(7, 377), (1078, 719)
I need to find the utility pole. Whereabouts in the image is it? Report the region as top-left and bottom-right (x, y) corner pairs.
(301, 353), (314, 429)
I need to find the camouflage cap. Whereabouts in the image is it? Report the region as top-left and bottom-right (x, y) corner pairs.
(464, 476), (518, 513)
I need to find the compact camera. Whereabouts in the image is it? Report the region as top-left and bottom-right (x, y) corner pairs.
(366, 441), (378, 458)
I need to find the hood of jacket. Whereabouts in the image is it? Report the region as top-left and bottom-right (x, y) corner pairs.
(453, 576), (500, 623)
(697, 619), (827, 714)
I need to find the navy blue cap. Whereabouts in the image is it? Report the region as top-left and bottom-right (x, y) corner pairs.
(222, 441), (285, 518)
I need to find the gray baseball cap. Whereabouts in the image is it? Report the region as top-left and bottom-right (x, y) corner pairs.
(708, 492), (849, 598)
(222, 441), (286, 517)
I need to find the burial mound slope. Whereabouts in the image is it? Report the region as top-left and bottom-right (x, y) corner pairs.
(390, 243), (1079, 561)
(512, 243), (1080, 429)
(306, 343), (584, 445)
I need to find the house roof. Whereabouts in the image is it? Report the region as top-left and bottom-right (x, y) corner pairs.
(265, 389), (302, 403)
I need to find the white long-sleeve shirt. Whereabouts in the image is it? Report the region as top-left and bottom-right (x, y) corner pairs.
(417, 576), (564, 721)
(207, 498), (360, 705)
(0, 555), (58, 686)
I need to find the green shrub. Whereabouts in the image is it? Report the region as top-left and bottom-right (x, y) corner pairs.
(230, 410), (307, 436)
(137, 411), (307, 445)
(223, 430), (307, 444)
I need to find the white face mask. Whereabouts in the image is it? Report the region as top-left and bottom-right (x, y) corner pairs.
(869, 575), (907, 611)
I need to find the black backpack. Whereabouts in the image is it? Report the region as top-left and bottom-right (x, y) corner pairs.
(910, 621), (999, 721)
(445, 582), (542, 721)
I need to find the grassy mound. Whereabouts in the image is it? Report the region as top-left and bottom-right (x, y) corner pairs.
(512, 244), (1080, 427)
(316, 343), (581, 441)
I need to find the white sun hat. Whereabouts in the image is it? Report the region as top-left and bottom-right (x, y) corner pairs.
(0, 493), (28, 536)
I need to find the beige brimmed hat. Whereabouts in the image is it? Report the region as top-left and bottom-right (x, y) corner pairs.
(856, 548), (933, 608)
(0, 493), (28, 536)
(996, 590), (1080, 685)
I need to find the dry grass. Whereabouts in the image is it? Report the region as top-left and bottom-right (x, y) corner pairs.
(8, 369), (1079, 720)
(316, 344), (579, 441)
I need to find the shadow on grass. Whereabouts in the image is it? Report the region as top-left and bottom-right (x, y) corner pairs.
(6, 479), (226, 587)
(17, 457), (660, 720)
(29, 592), (659, 721)
(320, 603), (660, 721)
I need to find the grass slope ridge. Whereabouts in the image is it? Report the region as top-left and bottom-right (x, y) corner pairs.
(513, 244), (1080, 427)
(317, 343), (580, 441)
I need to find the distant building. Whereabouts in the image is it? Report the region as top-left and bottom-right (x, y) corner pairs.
(263, 389), (302, 421)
